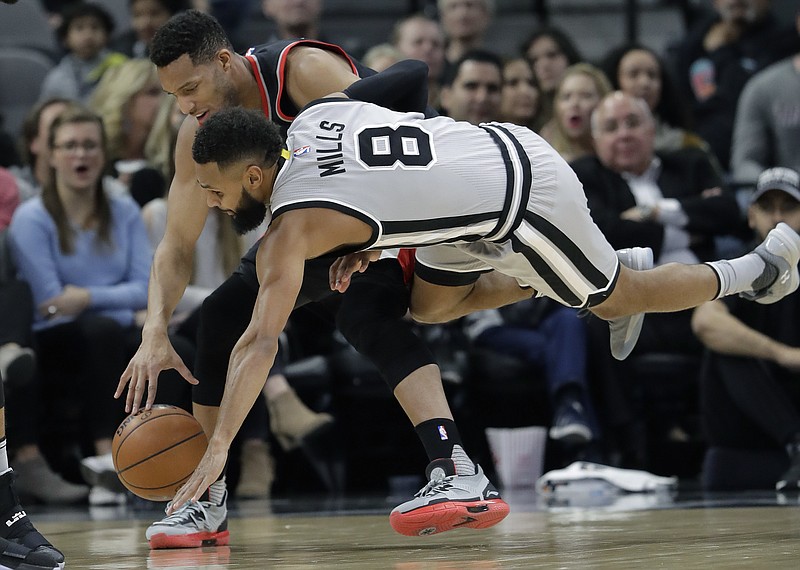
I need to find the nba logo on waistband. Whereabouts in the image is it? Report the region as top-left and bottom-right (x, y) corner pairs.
(438, 425), (448, 440)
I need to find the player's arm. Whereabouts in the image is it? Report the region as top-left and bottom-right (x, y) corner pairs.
(284, 47), (428, 112)
(692, 299), (800, 370)
(169, 208), (370, 510)
(115, 118), (210, 413)
(341, 59), (429, 113)
(284, 46), (361, 107)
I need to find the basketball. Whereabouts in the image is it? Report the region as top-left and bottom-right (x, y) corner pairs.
(112, 405), (208, 501)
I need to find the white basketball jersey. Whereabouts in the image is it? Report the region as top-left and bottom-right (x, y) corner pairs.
(271, 99), (514, 250)
(272, 98), (620, 309)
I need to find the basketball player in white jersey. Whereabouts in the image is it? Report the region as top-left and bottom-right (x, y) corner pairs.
(117, 9), (507, 542)
(169, 97), (800, 529)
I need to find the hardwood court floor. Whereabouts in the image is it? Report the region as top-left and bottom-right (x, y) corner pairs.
(31, 490), (800, 569)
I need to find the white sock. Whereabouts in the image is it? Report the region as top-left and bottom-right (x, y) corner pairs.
(0, 438), (8, 474)
(451, 444), (476, 476)
(706, 253), (770, 299)
(208, 477), (226, 505)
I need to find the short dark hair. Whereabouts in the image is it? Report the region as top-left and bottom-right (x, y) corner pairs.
(441, 49), (503, 87)
(149, 9), (232, 68)
(130, 0), (191, 15)
(521, 26), (582, 66)
(601, 42), (693, 131)
(56, 2), (115, 44)
(193, 108), (283, 170)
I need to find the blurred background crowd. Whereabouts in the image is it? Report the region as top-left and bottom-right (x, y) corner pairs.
(0, 0), (799, 508)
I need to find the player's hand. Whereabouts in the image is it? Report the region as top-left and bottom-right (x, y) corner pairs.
(115, 333), (198, 414)
(168, 438), (228, 514)
(329, 251), (381, 292)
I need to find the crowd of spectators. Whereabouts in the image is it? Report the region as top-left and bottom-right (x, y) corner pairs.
(0, 0), (799, 508)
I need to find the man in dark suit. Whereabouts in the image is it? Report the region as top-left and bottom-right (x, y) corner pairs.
(571, 91), (744, 468)
(572, 91), (741, 268)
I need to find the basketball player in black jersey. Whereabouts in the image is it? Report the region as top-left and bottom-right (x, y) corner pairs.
(115, 10), (508, 546)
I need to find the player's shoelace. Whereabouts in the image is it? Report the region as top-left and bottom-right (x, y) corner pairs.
(416, 475), (455, 498)
(160, 501), (209, 528)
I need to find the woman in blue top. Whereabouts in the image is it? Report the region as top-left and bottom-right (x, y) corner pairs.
(8, 105), (192, 505)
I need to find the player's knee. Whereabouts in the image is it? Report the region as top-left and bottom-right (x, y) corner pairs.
(591, 268), (641, 320)
(409, 300), (456, 324)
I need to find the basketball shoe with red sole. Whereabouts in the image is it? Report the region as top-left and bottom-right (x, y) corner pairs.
(390, 459), (509, 537)
(146, 498), (229, 549)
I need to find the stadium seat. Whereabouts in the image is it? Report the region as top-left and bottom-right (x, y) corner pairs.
(0, 0), (59, 60)
(0, 48), (54, 140)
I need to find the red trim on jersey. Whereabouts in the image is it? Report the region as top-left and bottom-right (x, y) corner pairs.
(244, 52), (272, 120)
(397, 248), (416, 285)
(274, 39), (361, 123)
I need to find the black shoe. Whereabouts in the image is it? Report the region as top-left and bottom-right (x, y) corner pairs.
(0, 536), (59, 570)
(0, 471), (64, 569)
(549, 398), (593, 445)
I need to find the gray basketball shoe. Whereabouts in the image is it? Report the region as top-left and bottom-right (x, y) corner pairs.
(609, 247), (654, 360)
(740, 222), (800, 304)
(145, 493), (228, 549)
(389, 459), (509, 537)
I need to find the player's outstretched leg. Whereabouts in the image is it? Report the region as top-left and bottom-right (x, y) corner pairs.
(741, 222), (800, 304)
(0, 471), (64, 569)
(145, 479), (228, 549)
(389, 454), (510, 537)
(608, 247), (654, 360)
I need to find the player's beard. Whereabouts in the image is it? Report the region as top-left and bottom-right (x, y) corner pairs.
(231, 186), (268, 235)
(214, 70), (240, 109)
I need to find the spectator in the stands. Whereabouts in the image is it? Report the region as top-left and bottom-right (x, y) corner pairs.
(603, 43), (714, 159)
(540, 63), (611, 163)
(392, 13), (446, 109)
(111, 0), (191, 58)
(362, 43), (403, 73)
(692, 167), (800, 492)
(261, 0), (322, 40)
(572, 91), (743, 466)
(669, 0), (799, 171)
(90, 58), (168, 205)
(438, 0), (493, 65)
(39, 2), (128, 104)
(439, 49), (502, 125)
(7, 105), (192, 505)
(730, 9), (800, 186)
(521, 26), (583, 131)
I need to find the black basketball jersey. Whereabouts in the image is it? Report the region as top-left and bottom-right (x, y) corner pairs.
(244, 39), (374, 137)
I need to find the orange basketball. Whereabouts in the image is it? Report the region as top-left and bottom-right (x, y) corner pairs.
(112, 405), (208, 501)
